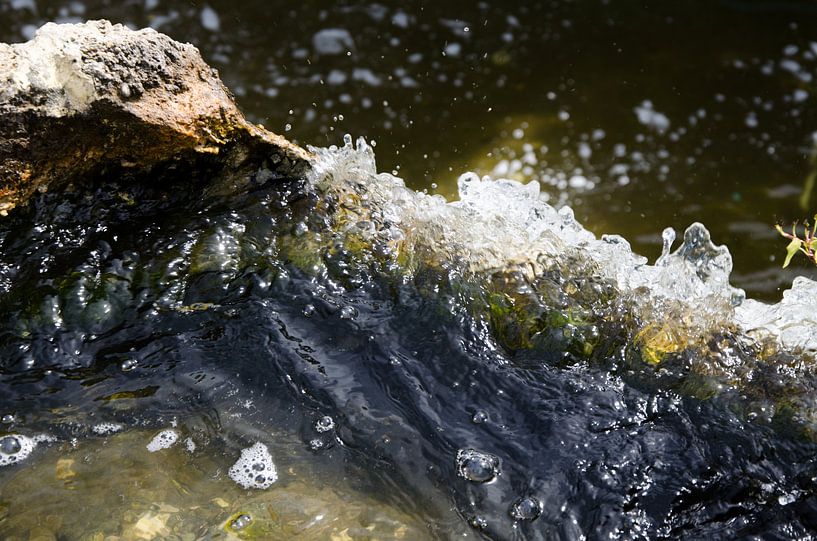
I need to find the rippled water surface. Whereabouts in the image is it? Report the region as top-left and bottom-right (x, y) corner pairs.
(2, 1), (817, 539)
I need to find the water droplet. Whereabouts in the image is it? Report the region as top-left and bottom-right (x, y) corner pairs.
(230, 514), (252, 531)
(339, 306), (358, 320)
(471, 411), (489, 424)
(0, 436), (21, 455)
(120, 359), (137, 372)
(315, 416), (335, 433)
(302, 304), (316, 317)
(456, 448), (500, 483)
(510, 496), (542, 521)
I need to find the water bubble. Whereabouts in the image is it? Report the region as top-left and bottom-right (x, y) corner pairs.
(339, 306), (358, 320)
(309, 438), (325, 451)
(120, 359), (138, 372)
(230, 514), (252, 530)
(1, 414), (14, 424)
(456, 448), (500, 483)
(302, 304), (316, 317)
(285, 123), (292, 132)
(469, 515), (488, 529)
(471, 411), (489, 424)
(0, 434), (35, 466)
(510, 496), (542, 521)
(0, 436), (21, 455)
(315, 416), (335, 433)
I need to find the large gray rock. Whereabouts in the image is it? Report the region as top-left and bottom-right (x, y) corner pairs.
(0, 20), (312, 215)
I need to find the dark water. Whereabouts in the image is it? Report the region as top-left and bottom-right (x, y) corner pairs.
(2, 1), (817, 539)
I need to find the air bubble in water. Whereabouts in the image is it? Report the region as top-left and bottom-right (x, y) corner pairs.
(339, 306), (358, 320)
(0, 434), (36, 467)
(285, 123), (292, 132)
(315, 416), (335, 433)
(0, 436), (21, 455)
(469, 515), (487, 529)
(456, 448), (500, 483)
(1, 414), (14, 424)
(472, 411), (489, 424)
(510, 496), (542, 521)
(302, 304), (316, 317)
(120, 359), (138, 372)
(230, 514), (252, 530)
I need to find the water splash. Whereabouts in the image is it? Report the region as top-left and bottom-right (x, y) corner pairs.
(306, 135), (817, 422)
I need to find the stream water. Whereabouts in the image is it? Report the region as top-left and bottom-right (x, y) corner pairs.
(2, 1), (817, 540)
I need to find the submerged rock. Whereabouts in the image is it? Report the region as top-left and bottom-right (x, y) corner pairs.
(0, 20), (312, 215)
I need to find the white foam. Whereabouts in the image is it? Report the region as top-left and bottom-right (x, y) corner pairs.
(228, 442), (277, 490)
(146, 429), (179, 452)
(92, 422), (123, 435)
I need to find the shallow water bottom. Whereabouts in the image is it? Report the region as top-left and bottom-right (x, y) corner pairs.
(0, 427), (430, 540)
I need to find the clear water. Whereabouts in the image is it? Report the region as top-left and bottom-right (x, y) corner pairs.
(2, 1), (817, 539)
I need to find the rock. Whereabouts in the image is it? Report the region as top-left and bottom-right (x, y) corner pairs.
(0, 20), (312, 216)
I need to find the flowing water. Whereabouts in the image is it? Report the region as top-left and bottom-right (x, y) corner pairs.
(2, 1), (817, 540)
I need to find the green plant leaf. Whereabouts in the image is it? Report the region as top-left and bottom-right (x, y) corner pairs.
(784, 238), (803, 268)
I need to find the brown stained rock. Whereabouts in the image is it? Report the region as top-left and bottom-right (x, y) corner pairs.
(0, 20), (313, 215)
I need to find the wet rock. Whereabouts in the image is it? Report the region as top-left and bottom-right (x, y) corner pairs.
(0, 20), (312, 216)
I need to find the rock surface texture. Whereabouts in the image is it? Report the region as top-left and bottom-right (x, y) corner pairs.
(0, 20), (311, 215)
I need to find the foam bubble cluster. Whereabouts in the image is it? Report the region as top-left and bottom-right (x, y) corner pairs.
(0, 435), (35, 467)
(146, 429), (179, 452)
(0, 434), (53, 467)
(92, 423), (123, 436)
(228, 442), (277, 490)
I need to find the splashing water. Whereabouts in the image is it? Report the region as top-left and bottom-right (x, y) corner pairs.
(307, 135), (817, 419)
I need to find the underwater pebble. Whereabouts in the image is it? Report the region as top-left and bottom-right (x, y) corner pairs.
(228, 442), (277, 490)
(510, 496), (543, 521)
(146, 429), (179, 452)
(456, 448), (500, 483)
